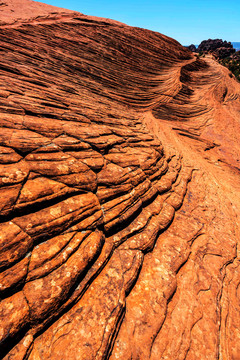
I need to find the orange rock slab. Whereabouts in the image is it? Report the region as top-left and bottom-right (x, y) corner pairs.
(0, 0), (240, 359)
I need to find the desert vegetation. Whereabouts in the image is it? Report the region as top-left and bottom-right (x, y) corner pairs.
(219, 52), (240, 81)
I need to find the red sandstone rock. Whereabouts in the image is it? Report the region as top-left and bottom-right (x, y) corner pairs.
(0, 0), (240, 359)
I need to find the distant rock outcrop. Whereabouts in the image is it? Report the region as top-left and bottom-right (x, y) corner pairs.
(198, 38), (235, 58)
(187, 44), (197, 52)
(0, 1), (240, 360)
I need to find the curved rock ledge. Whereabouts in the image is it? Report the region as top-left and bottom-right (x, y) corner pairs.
(0, 1), (240, 359)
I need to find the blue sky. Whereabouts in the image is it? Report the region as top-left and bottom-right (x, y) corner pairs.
(41, 0), (240, 45)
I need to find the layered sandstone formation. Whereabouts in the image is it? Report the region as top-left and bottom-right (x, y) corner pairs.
(0, 1), (240, 359)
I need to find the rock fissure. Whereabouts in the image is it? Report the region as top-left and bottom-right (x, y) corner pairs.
(0, 1), (240, 359)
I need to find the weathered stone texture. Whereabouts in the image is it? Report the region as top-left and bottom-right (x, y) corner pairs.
(0, 1), (240, 359)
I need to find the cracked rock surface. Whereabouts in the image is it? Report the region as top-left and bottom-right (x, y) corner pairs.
(0, 1), (240, 359)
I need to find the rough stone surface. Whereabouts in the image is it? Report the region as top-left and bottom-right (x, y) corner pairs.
(0, 1), (240, 359)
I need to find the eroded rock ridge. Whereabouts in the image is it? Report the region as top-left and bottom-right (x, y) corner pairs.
(0, 1), (240, 359)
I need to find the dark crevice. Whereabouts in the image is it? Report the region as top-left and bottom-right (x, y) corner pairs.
(40, 102), (68, 110)
(30, 237), (106, 336)
(0, 269), (28, 300)
(105, 205), (143, 238)
(142, 211), (175, 255)
(105, 307), (126, 360)
(0, 188), (85, 223)
(24, 110), (59, 118)
(0, 324), (31, 360)
(125, 256), (143, 298)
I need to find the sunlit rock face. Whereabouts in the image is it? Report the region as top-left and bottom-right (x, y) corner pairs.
(1, 1), (240, 359)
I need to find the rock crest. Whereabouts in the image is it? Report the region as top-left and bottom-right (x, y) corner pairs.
(0, 1), (240, 359)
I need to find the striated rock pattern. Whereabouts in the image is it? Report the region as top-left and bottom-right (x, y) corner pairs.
(0, 1), (240, 359)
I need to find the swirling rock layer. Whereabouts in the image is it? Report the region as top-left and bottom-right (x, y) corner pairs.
(0, 1), (240, 359)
